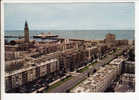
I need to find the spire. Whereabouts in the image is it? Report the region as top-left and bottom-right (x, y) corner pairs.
(24, 20), (29, 43)
(25, 20), (28, 28)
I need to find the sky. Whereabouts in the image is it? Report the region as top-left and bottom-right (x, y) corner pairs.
(4, 3), (135, 30)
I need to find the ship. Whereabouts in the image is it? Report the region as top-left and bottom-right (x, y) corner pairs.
(33, 32), (59, 39)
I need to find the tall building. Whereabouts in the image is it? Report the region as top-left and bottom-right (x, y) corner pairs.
(105, 33), (115, 42)
(104, 33), (116, 47)
(24, 21), (30, 43)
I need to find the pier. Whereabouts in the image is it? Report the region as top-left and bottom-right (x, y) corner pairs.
(5, 36), (24, 39)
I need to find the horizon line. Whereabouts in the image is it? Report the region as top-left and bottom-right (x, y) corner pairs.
(5, 29), (135, 31)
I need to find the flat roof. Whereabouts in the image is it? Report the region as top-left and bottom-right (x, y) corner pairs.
(5, 58), (58, 77)
(71, 65), (118, 92)
(110, 57), (125, 65)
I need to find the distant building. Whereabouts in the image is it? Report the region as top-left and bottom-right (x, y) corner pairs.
(24, 21), (30, 43)
(8, 21), (30, 45)
(116, 40), (128, 46)
(105, 33), (115, 43)
(104, 33), (116, 47)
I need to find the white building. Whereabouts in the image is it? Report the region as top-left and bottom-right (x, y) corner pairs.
(71, 65), (120, 93)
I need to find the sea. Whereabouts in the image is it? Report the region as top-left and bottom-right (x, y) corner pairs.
(5, 30), (135, 42)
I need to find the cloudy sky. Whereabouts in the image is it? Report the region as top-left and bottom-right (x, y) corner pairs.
(4, 3), (134, 30)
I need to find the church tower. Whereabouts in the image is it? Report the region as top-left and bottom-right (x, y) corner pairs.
(24, 21), (29, 43)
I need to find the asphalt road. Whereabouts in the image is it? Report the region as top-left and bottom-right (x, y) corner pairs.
(48, 46), (129, 93)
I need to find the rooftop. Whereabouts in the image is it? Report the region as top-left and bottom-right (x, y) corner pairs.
(5, 58), (58, 77)
(110, 57), (125, 65)
(71, 65), (118, 93)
